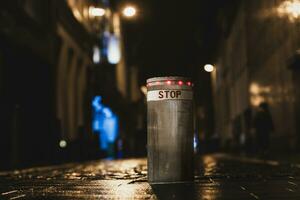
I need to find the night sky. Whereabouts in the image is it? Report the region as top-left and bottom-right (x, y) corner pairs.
(121, 0), (239, 82)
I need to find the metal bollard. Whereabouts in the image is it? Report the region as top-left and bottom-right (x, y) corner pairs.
(147, 76), (194, 184)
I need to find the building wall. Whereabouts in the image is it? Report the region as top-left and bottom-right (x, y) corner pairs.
(214, 0), (300, 150)
(0, 0), (94, 169)
(246, 0), (298, 146)
(214, 3), (248, 146)
(114, 13), (128, 98)
(56, 24), (91, 141)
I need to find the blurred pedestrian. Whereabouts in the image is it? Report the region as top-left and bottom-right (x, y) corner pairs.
(253, 102), (274, 157)
(244, 107), (255, 155)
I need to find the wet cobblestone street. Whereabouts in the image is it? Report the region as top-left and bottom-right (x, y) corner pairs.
(1, 154), (300, 199)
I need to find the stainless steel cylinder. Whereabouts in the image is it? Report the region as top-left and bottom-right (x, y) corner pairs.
(147, 76), (194, 184)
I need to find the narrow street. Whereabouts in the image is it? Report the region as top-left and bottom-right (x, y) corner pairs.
(1, 154), (300, 199)
(2, 1), (300, 199)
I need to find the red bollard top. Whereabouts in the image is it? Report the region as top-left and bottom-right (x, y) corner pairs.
(146, 76), (193, 88)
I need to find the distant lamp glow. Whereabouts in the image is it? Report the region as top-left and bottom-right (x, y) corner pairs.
(204, 64), (214, 72)
(140, 86), (147, 96)
(73, 9), (83, 21)
(249, 83), (260, 95)
(278, 0), (300, 21)
(89, 6), (105, 17)
(193, 136), (197, 149)
(122, 6), (137, 18)
(93, 46), (101, 64)
(59, 140), (67, 148)
(107, 35), (121, 64)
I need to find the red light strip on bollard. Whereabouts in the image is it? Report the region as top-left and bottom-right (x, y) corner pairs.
(147, 80), (193, 87)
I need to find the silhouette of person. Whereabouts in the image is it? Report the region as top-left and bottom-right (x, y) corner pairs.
(253, 102), (274, 156)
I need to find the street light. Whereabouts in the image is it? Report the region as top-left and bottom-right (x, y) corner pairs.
(59, 140), (67, 148)
(89, 6), (106, 17)
(107, 34), (121, 64)
(93, 46), (101, 64)
(204, 64), (214, 72)
(122, 6), (137, 18)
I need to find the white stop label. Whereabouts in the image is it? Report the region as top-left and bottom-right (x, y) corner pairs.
(147, 90), (193, 101)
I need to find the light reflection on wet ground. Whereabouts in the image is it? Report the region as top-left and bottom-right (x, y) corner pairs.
(1, 154), (300, 199)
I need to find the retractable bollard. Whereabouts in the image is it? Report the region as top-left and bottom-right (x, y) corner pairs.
(147, 76), (194, 184)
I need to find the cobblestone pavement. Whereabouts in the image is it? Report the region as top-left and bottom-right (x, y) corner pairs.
(1, 154), (300, 199)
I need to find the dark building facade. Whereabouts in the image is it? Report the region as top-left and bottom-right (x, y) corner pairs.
(213, 0), (300, 152)
(0, 0), (144, 169)
(0, 0), (102, 169)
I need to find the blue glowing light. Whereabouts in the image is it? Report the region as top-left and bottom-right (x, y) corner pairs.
(103, 115), (118, 142)
(103, 107), (113, 118)
(92, 96), (102, 111)
(92, 96), (119, 151)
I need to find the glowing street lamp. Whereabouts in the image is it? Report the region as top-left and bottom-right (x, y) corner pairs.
(204, 64), (214, 72)
(122, 6), (137, 18)
(107, 35), (121, 64)
(59, 140), (67, 148)
(93, 46), (101, 64)
(89, 6), (106, 17)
